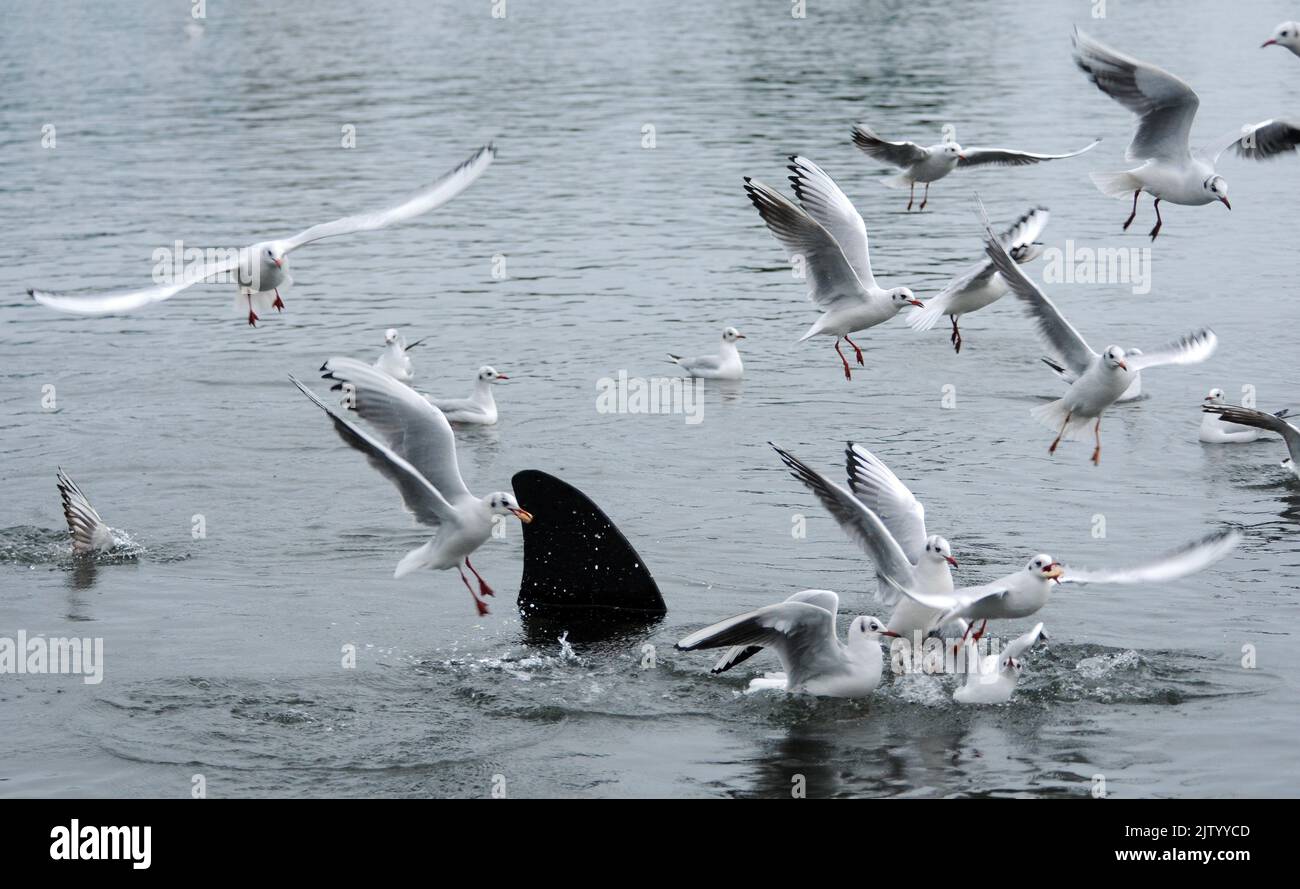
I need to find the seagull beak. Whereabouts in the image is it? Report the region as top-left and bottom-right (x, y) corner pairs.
(510, 508), (533, 523)
(496, 374), (509, 380)
(1043, 563), (1064, 581)
(1263, 38), (1278, 47)
(273, 258), (283, 268)
(957, 153), (967, 160)
(880, 629), (901, 638)
(946, 556), (959, 567)
(1220, 196), (1232, 210)
(735, 334), (747, 339)
(908, 298), (925, 307)
(1118, 360), (1128, 371)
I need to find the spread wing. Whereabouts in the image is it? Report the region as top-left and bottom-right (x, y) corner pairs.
(786, 155), (876, 290)
(851, 125), (929, 168)
(1059, 529), (1240, 585)
(30, 249), (246, 316)
(1126, 328), (1216, 370)
(958, 139), (1100, 167)
(844, 443), (927, 564)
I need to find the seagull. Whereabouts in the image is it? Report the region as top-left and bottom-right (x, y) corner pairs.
(1071, 30), (1300, 239)
(953, 622), (1044, 705)
(675, 589), (898, 698)
(769, 443), (965, 641)
(851, 124), (1098, 211)
(668, 327), (745, 380)
(1262, 22), (1300, 55)
(1042, 350), (1143, 403)
(425, 366), (508, 426)
(30, 144), (495, 327)
(289, 358), (531, 616)
(1202, 404), (1300, 478)
(908, 206), (1050, 353)
(899, 529), (1240, 631)
(56, 469), (117, 555)
(979, 204), (1216, 464)
(1198, 389), (1285, 443)
(374, 329), (426, 383)
(743, 156), (923, 381)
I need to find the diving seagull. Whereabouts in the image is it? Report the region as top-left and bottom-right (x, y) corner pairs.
(374, 329), (426, 383)
(56, 469), (118, 555)
(1202, 404), (1300, 478)
(851, 124), (1098, 211)
(1262, 22), (1300, 56)
(31, 144), (495, 326)
(953, 622), (1044, 705)
(908, 206), (1050, 353)
(770, 442), (966, 641)
(668, 327), (745, 380)
(290, 358), (531, 616)
(979, 203), (1216, 464)
(425, 366), (508, 426)
(743, 156), (922, 381)
(675, 589), (898, 698)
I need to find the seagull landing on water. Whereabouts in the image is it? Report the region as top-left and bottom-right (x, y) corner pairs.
(290, 358), (531, 616)
(425, 366), (508, 426)
(851, 124), (1098, 211)
(978, 201), (1216, 464)
(954, 622), (1044, 705)
(675, 589), (898, 698)
(56, 469), (118, 555)
(1262, 22), (1300, 56)
(1202, 404), (1300, 478)
(668, 327), (745, 380)
(374, 329), (426, 383)
(744, 156), (922, 381)
(30, 144), (494, 327)
(908, 206), (1049, 353)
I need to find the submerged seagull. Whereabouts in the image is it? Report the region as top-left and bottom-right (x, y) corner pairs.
(1201, 404), (1300, 478)
(668, 327), (745, 380)
(908, 206), (1050, 353)
(744, 156), (922, 381)
(425, 366), (508, 426)
(290, 358), (531, 616)
(1262, 22), (1300, 56)
(771, 443), (965, 641)
(56, 469), (118, 555)
(851, 124), (1097, 211)
(953, 622), (1044, 705)
(979, 204), (1216, 464)
(374, 329), (426, 383)
(675, 589), (898, 698)
(31, 144), (494, 326)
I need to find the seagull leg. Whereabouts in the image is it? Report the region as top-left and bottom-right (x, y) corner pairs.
(834, 338), (853, 381)
(919, 182), (930, 211)
(949, 315), (962, 354)
(1148, 198), (1163, 241)
(1122, 189), (1140, 231)
(972, 619), (988, 643)
(1049, 411), (1072, 455)
(272, 288), (285, 311)
(906, 182), (915, 212)
(844, 333), (865, 365)
(953, 619), (975, 656)
(465, 557), (495, 597)
(246, 293), (258, 327)
(1091, 417), (1103, 465)
(458, 564), (490, 616)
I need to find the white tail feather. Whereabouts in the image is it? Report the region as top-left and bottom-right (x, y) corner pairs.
(1031, 399), (1094, 442)
(394, 540), (436, 578)
(1089, 170), (1140, 199)
(878, 172), (914, 190)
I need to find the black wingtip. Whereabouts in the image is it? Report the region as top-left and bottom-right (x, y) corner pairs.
(26, 288), (35, 298)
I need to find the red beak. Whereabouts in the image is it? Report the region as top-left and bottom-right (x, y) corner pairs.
(273, 258), (283, 268)
(1263, 39), (1278, 47)
(946, 556), (959, 567)
(496, 374), (509, 380)
(1220, 197), (1231, 210)
(908, 299), (924, 307)
(1118, 361), (1128, 371)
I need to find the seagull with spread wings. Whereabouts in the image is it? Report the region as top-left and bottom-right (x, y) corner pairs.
(1202, 403), (1300, 478)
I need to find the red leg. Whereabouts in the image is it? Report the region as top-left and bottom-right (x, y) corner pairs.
(843, 333), (865, 365)
(949, 315), (962, 354)
(1122, 189), (1140, 230)
(1091, 417), (1102, 465)
(919, 182), (930, 211)
(246, 293), (258, 327)
(906, 181), (915, 212)
(458, 565), (490, 616)
(465, 557), (495, 597)
(1049, 411), (1071, 455)
(1148, 198), (1163, 241)
(834, 338), (853, 381)
(972, 619), (988, 642)
(272, 288), (284, 311)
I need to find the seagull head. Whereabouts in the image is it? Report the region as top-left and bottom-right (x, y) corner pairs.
(924, 535), (959, 568)
(1103, 345), (1129, 371)
(1204, 387), (1226, 404)
(940, 141), (965, 161)
(722, 326), (746, 343)
(852, 615), (900, 643)
(478, 365), (508, 383)
(890, 287), (925, 309)
(1204, 175), (1230, 209)
(384, 328), (400, 345)
(486, 492), (532, 523)
(261, 243), (286, 269)
(1027, 555), (1063, 583)
(1262, 21), (1300, 51)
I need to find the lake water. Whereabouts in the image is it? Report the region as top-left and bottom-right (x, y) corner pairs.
(1, 0), (1298, 798)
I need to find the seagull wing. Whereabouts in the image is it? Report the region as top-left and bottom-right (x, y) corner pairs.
(851, 125), (929, 168)
(787, 155), (876, 290)
(677, 600), (841, 679)
(56, 468), (113, 554)
(710, 589), (840, 675)
(844, 443), (927, 564)
(1126, 328), (1216, 370)
(1202, 405), (1300, 463)
(30, 249), (246, 315)
(1214, 118), (1300, 162)
(1059, 529), (1240, 586)
(959, 140), (1100, 168)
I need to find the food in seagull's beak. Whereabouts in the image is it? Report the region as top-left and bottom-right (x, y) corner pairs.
(510, 508), (533, 523)
(1043, 563), (1064, 581)
(946, 556), (959, 567)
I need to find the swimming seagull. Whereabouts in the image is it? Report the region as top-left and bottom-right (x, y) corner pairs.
(1198, 389), (1290, 443)
(953, 622), (1044, 705)
(1262, 22), (1300, 55)
(374, 329), (426, 383)
(675, 589), (898, 698)
(851, 124), (1098, 211)
(30, 144), (495, 326)
(1201, 404), (1300, 478)
(769, 443), (966, 640)
(668, 327), (745, 380)
(425, 366), (508, 425)
(900, 529), (1240, 632)
(743, 156), (922, 381)
(56, 469), (117, 554)
(289, 358), (532, 616)
(979, 203), (1216, 464)
(908, 206), (1050, 353)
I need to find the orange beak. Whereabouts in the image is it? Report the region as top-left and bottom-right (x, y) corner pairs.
(1118, 360), (1128, 371)
(908, 298), (924, 307)
(510, 508), (533, 523)
(273, 258), (283, 268)
(946, 556), (959, 567)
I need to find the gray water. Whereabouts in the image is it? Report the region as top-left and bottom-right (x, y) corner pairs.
(2, 0), (1298, 798)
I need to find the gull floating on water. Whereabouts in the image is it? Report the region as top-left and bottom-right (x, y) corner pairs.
(668, 327), (745, 380)
(56, 469), (117, 555)
(30, 144), (494, 326)
(1202, 404), (1300, 478)
(744, 156), (922, 381)
(953, 622), (1044, 704)
(1198, 389), (1290, 443)
(908, 206), (1049, 353)
(425, 366), (507, 425)
(1262, 22), (1300, 55)
(979, 203), (1216, 464)
(675, 589), (898, 698)
(374, 329), (426, 383)
(851, 124), (1098, 211)
(290, 358), (531, 615)
(771, 442), (966, 640)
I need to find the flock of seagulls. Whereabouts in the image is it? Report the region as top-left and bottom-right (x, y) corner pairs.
(29, 20), (1295, 708)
